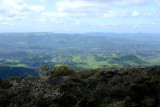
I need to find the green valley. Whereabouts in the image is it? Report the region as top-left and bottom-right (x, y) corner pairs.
(1, 33), (160, 78)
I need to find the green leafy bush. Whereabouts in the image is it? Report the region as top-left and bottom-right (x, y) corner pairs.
(50, 65), (75, 77)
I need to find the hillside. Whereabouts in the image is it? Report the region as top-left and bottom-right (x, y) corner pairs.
(1, 65), (160, 107)
(0, 66), (38, 79)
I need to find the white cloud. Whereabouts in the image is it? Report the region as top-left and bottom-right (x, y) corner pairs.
(1, 0), (30, 12)
(132, 11), (140, 17)
(131, 11), (150, 18)
(56, 0), (145, 14)
(0, 22), (9, 25)
(0, 0), (152, 28)
(41, 12), (90, 19)
(75, 21), (80, 25)
(81, 0), (145, 5)
(0, 0), (45, 21)
(51, 0), (148, 19)
(30, 6), (45, 12)
(152, 22), (156, 25)
(39, 18), (46, 22)
(104, 11), (127, 18)
(42, 10), (150, 19)
(42, 12), (68, 18)
(38, 0), (50, 2)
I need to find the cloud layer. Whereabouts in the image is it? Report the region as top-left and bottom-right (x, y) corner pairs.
(0, 0), (45, 21)
(0, 0), (159, 33)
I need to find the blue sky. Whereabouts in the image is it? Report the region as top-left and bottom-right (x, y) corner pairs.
(0, 0), (160, 33)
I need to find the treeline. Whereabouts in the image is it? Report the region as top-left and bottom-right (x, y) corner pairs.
(1, 65), (160, 107)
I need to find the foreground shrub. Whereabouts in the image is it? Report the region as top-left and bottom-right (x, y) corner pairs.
(76, 69), (97, 79)
(0, 77), (62, 107)
(1, 66), (160, 107)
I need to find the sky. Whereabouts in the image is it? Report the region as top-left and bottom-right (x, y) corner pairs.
(0, 0), (160, 33)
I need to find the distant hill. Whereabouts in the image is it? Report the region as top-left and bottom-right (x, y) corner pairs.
(0, 33), (160, 54)
(0, 33), (160, 70)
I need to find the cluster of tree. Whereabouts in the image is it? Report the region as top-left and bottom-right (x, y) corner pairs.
(1, 65), (160, 107)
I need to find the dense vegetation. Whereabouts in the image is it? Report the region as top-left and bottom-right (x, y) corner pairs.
(0, 66), (38, 79)
(1, 33), (160, 78)
(1, 65), (160, 107)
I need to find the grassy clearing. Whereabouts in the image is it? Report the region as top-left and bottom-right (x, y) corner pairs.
(5, 59), (20, 63)
(15, 64), (28, 67)
(147, 55), (160, 65)
(49, 54), (149, 69)
(1, 53), (153, 69)
(2, 64), (28, 68)
(72, 55), (110, 68)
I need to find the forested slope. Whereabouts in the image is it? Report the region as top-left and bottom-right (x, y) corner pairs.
(1, 65), (160, 107)
(0, 66), (38, 79)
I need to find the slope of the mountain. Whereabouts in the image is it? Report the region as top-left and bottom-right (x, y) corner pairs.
(0, 66), (38, 79)
(0, 66), (160, 107)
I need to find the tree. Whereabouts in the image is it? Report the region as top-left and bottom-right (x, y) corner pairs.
(50, 65), (74, 77)
(40, 64), (52, 77)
